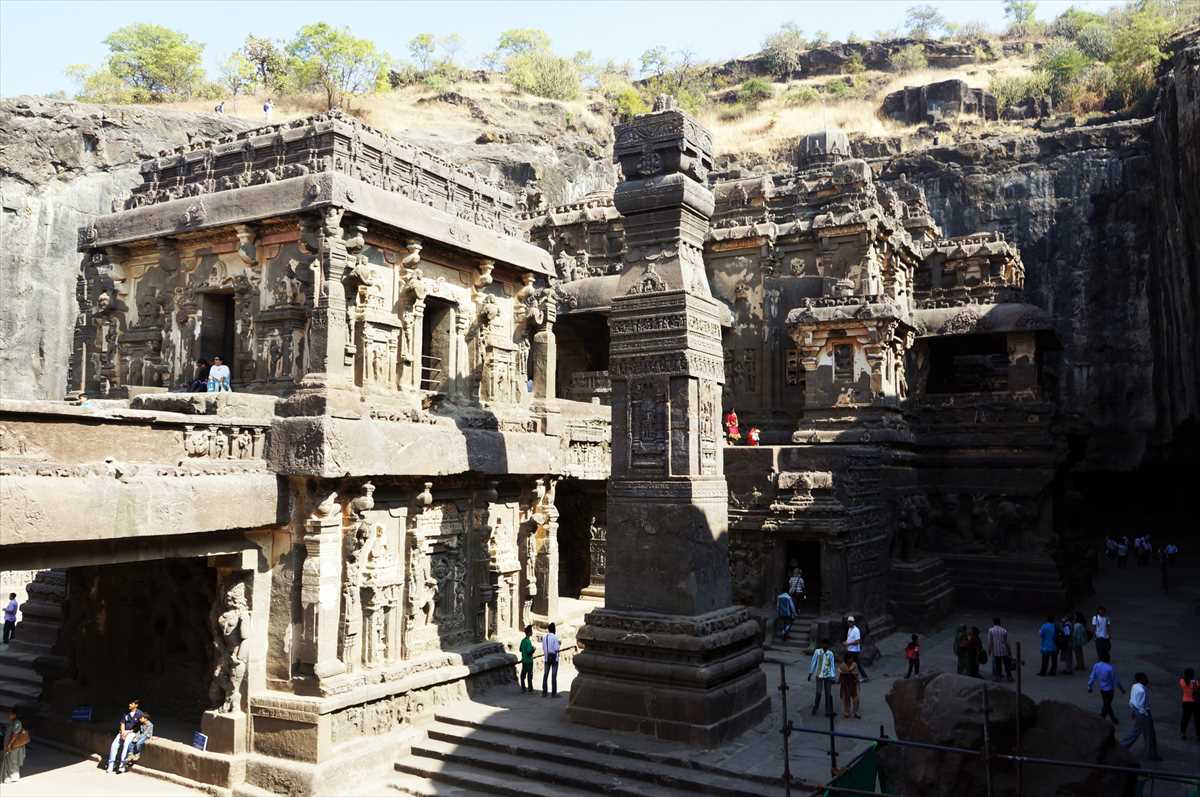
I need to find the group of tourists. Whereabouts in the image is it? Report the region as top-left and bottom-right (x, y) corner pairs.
(187, 356), (232, 392)
(1105, 535), (1179, 570)
(212, 98), (272, 120)
(774, 568), (808, 641)
(722, 408), (760, 446)
(518, 624), (562, 698)
(806, 616), (871, 720)
(104, 699), (154, 774)
(1035, 610), (1093, 676)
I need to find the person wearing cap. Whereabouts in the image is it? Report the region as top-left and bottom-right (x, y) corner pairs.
(844, 615), (869, 682)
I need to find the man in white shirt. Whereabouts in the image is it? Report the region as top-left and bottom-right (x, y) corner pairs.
(844, 616), (869, 682)
(1092, 606), (1112, 659)
(1120, 672), (1161, 761)
(542, 622), (561, 697)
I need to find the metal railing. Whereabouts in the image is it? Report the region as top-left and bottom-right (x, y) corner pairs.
(777, 642), (1199, 796)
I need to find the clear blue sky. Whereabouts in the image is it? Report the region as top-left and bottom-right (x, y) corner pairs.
(0, 0), (1126, 98)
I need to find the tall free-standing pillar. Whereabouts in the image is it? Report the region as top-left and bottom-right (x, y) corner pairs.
(567, 97), (768, 746)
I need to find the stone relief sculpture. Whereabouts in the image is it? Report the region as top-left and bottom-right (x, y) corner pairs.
(406, 525), (437, 630)
(209, 576), (250, 714)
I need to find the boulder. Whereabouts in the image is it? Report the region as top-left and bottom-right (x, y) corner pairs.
(881, 79), (998, 126)
(878, 673), (1138, 797)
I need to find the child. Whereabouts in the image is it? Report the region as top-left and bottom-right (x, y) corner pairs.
(122, 713), (154, 772)
(904, 634), (920, 678)
(519, 625), (535, 693)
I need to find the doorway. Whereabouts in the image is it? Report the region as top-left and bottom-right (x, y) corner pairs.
(785, 539), (821, 613)
(421, 298), (453, 392)
(199, 293), (236, 379)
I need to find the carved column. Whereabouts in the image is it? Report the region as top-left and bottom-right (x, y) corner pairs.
(300, 208), (352, 388)
(451, 307), (469, 397)
(532, 296), (557, 400)
(299, 491), (346, 683)
(568, 97), (768, 745)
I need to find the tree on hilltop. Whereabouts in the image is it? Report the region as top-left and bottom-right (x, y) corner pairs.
(906, 5), (947, 40)
(286, 22), (391, 110)
(106, 23), (206, 100)
(243, 35), (288, 93)
(761, 22), (807, 78)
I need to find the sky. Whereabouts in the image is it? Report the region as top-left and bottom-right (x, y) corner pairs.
(0, 0), (1128, 98)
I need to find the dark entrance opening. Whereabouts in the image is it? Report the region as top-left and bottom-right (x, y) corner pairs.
(784, 539), (821, 613)
(555, 479), (603, 600)
(199, 292), (236, 380)
(554, 315), (610, 402)
(421, 298), (453, 392)
(926, 333), (1008, 394)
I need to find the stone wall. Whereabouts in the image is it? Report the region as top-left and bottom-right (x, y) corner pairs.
(0, 98), (253, 401)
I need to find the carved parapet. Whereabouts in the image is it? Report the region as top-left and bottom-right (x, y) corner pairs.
(614, 102), (713, 184)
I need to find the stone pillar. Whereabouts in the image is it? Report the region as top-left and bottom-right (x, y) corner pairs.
(300, 209), (352, 388)
(299, 492), (346, 683)
(568, 97), (768, 745)
(532, 297), (557, 400)
(543, 479), (560, 621)
(579, 519), (606, 603)
(453, 308), (471, 397)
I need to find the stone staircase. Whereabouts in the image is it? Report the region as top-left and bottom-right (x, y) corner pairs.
(391, 713), (784, 797)
(0, 569), (67, 711)
(763, 614), (814, 665)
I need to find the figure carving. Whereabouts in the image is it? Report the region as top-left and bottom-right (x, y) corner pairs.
(406, 527), (437, 628)
(209, 577), (250, 713)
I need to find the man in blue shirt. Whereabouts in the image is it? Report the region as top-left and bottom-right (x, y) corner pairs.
(1037, 615), (1058, 676)
(775, 590), (797, 641)
(1087, 651), (1126, 724)
(106, 699), (144, 773)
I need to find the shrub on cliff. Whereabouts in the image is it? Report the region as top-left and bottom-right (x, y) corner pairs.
(891, 44), (928, 73)
(762, 22), (807, 78)
(737, 78), (773, 107)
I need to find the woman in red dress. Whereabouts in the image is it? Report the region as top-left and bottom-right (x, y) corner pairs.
(723, 408), (740, 443)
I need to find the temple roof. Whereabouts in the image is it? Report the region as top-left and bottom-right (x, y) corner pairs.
(911, 303), (1054, 337)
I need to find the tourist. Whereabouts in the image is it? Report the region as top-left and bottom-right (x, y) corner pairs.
(1072, 611), (1087, 672)
(1037, 615), (1058, 676)
(787, 567), (806, 607)
(723, 407), (740, 444)
(1165, 542), (1179, 565)
(904, 634), (921, 678)
(807, 638), (836, 716)
(954, 624), (971, 675)
(207, 355), (232, 392)
(1117, 538), (1129, 568)
(1092, 606), (1112, 660)
(1, 709), (27, 785)
(541, 622), (560, 697)
(1104, 536), (1117, 563)
(837, 653), (861, 719)
(1087, 651), (1125, 724)
(189, 358), (210, 392)
(106, 699), (144, 773)
(1058, 615), (1075, 675)
(986, 619), (1010, 683)
(1120, 673), (1162, 761)
(746, 426), (761, 446)
(966, 626), (984, 679)
(1179, 668), (1199, 740)
(518, 625), (535, 693)
(263, 97), (273, 121)
(2, 592), (17, 644)
(844, 616), (868, 682)
(775, 588), (797, 641)
(214, 101), (225, 114)
(121, 713), (153, 772)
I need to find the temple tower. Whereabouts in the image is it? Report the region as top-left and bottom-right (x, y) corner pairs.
(567, 97), (769, 745)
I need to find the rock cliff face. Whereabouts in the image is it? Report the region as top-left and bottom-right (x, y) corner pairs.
(881, 36), (1199, 469)
(0, 97), (254, 400)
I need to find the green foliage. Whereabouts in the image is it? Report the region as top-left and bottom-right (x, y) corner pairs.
(1048, 7), (1107, 39)
(637, 47), (707, 114)
(243, 35), (288, 93)
(409, 33), (436, 71)
(66, 63), (143, 104)
(891, 44), (927, 73)
(990, 71), (1050, 108)
(611, 85), (649, 121)
(1108, 3), (1174, 107)
(103, 23), (206, 100)
(737, 77), (773, 107)
(195, 81), (226, 101)
(286, 22), (391, 110)
(761, 22), (807, 78)
(1037, 39), (1092, 103)
(219, 51), (256, 97)
(958, 19), (994, 40)
(846, 32), (862, 44)
(1076, 21), (1116, 60)
(905, 5), (947, 40)
(1004, 0), (1043, 38)
(822, 78), (854, 99)
(784, 85), (821, 106)
(812, 31), (831, 46)
(844, 53), (866, 74)
(496, 28), (552, 58)
(507, 50), (581, 100)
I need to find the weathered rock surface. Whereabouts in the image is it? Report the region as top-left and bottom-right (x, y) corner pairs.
(0, 97), (253, 400)
(881, 31), (1200, 471)
(878, 673), (1138, 797)
(881, 79), (997, 125)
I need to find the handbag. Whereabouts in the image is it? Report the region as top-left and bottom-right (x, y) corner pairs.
(7, 728), (30, 750)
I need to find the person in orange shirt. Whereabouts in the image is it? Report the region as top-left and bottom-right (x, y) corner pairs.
(1181, 668), (1199, 740)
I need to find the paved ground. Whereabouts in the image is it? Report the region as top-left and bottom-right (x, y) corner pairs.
(0, 743), (204, 796)
(422, 554), (1200, 792)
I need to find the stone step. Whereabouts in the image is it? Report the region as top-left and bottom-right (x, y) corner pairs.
(431, 712), (784, 794)
(395, 755), (606, 797)
(423, 721), (780, 797)
(0, 661), (42, 687)
(389, 770), (522, 797)
(408, 737), (714, 797)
